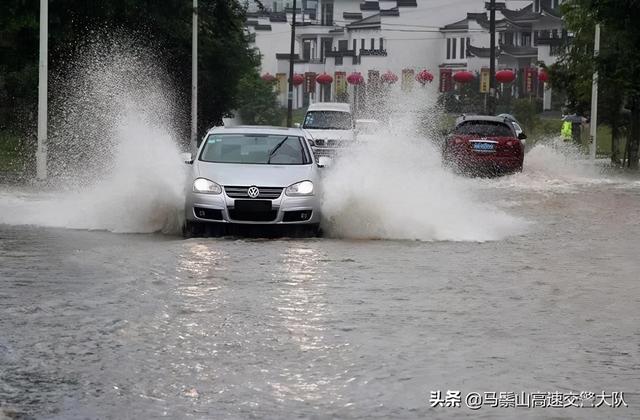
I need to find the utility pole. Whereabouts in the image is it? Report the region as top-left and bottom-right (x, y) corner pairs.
(191, 0), (198, 150)
(286, 0), (297, 127)
(590, 24), (600, 161)
(486, 1), (504, 115)
(36, 0), (48, 180)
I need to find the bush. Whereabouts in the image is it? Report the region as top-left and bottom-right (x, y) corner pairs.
(234, 72), (284, 126)
(512, 98), (541, 133)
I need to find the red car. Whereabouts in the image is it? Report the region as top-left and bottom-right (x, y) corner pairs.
(442, 115), (525, 175)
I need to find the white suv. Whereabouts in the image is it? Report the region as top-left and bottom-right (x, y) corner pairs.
(301, 102), (355, 156)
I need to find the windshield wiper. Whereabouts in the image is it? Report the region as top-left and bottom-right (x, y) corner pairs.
(267, 136), (289, 163)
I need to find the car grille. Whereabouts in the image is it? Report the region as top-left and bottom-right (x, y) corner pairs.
(224, 186), (283, 199)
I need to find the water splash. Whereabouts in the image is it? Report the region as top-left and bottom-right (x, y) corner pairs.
(0, 34), (186, 233)
(483, 137), (618, 193)
(320, 89), (528, 242)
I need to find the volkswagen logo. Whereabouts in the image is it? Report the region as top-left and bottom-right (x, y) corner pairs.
(247, 186), (260, 198)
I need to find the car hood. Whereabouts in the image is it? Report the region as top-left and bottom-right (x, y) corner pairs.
(303, 128), (354, 141)
(195, 162), (316, 187)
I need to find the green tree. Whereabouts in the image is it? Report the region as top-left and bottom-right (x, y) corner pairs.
(235, 73), (283, 125)
(0, 0), (261, 140)
(551, 0), (640, 167)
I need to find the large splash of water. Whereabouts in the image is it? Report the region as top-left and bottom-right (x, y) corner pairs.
(320, 90), (528, 241)
(0, 35), (623, 238)
(0, 36), (186, 233)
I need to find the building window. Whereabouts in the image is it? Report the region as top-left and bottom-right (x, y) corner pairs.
(353, 39), (357, 51)
(321, 0), (334, 26)
(335, 56), (343, 65)
(370, 38), (375, 50)
(459, 37), (465, 59)
(338, 40), (348, 51)
(321, 38), (332, 59)
(522, 32), (531, 46)
(446, 38), (451, 59)
(361, 39), (365, 51)
(303, 39), (312, 61)
(452, 38), (457, 60)
(379, 37), (384, 51)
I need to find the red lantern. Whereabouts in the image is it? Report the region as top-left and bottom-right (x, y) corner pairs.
(347, 72), (364, 85)
(292, 73), (304, 86)
(495, 69), (516, 84)
(453, 71), (474, 84)
(415, 69), (434, 84)
(261, 72), (276, 82)
(381, 70), (399, 84)
(538, 70), (549, 83)
(316, 72), (333, 85)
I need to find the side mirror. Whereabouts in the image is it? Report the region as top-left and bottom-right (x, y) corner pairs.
(294, 123), (301, 128)
(518, 132), (527, 140)
(317, 156), (332, 168)
(181, 152), (193, 164)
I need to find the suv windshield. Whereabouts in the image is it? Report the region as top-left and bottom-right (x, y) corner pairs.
(199, 134), (311, 165)
(303, 111), (353, 130)
(454, 121), (514, 137)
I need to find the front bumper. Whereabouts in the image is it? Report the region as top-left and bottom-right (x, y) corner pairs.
(185, 190), (321, 225)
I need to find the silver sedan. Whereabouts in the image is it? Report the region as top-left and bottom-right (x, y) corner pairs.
(183, 126), (326, 237)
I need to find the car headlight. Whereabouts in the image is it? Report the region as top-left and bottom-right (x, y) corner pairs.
(193, 178), (222, 194)
(285, 180), (314, 196)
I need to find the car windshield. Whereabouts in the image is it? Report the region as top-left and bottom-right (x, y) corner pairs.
(454, 121), (514, 137)
(303, 111), (353, 130)
(199, 134), (310, 165)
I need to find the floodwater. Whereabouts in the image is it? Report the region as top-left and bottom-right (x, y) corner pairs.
(1, 41), (639, 419)
(1, 145), (639, 419)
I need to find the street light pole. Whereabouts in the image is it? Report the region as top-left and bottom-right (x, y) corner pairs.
(590, 24), (600, 161)
(36, 0), (48, 180)
(286, 0), (297, 127)
(488, 0), (496, 115)
(191, 0), (198, 150)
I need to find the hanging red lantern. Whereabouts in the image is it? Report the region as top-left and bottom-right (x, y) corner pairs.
(292, 73), (304, 86)
(453, 71), (474, 84)
(495, 69), (516, 84)
(347, 72), (364, 85)
(381, 70), (399, 84)
(415, 69), (434, 84)
(316, 72), (333, 85)
(538, 70), (549, 83)
(261, 72), (276, 82)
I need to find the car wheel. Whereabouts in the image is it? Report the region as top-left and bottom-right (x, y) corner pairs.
(288, 224), (320, 238)
(183, 220), (203, 238)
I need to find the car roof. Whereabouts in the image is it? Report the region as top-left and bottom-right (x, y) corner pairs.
(307, 102), (351, 112)
(207, 125), (306, 136)
(455, 115), (513, 125)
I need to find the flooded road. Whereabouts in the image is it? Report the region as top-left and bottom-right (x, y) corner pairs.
(1, 163), (639, 419)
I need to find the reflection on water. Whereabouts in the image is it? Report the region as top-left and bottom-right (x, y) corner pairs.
(2, 182), (640, 418)
(269, 246), (337, 403)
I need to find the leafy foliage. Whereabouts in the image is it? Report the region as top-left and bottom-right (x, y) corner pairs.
(0, 0), (263, 139)
(235, 73), (283, 125)
(551, 0), (640, 166)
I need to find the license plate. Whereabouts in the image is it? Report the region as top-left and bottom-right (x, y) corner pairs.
(234, 200), (272, 212)
(472, 142), (496, 152)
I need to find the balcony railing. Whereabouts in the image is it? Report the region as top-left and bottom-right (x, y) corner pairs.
(359, 48), (387, 57)
(325, 49), (356, 57)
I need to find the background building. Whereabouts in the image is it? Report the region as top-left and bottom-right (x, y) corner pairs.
(245, 0), (562, 112)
